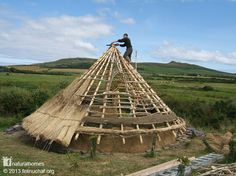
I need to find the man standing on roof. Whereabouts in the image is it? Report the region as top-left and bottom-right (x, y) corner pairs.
(112, 33), (132, 62)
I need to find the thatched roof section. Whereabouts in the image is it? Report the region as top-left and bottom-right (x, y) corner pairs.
(22, 46), (186, 147)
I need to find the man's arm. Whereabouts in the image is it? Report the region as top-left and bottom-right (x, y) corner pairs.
(111, 38), (125, 44)
(110, 38), (124, 45)
(117, 38), (125, 43)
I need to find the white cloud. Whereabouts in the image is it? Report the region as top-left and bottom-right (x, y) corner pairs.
(0, 19), (9, 28)
(120, 18), (136, 25)
(97, 8), (136, 25)
(97, 8), (111, 16)
(153, 41), (236, 65)
(0, 14), (113, 64)
(113, 11), (136, 25)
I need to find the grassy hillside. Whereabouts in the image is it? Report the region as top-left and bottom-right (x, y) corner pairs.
(137, 61), (231, 77)
(38, 58), (96, 69)
(9, 58), (235, 77)
(12, 65), (86, 75)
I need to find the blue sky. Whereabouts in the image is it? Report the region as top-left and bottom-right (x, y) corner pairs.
(0, 0), (236, 73)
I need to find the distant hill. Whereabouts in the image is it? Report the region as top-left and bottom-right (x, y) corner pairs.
(137, 61), (231, 77)
(38, 58), (96, 69)
(7, 57), (235, 77)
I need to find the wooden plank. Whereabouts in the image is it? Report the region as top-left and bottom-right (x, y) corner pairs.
(118, 93), (126, 144)
(127, 159), (180, 176)
(126, 157), (195, 176)
(121, 124), (126, 144)
(102, 91), (131, 96)
(157, 133), (161, 141)
(99, 105), (135, 109)
(136, 124), (143, 144)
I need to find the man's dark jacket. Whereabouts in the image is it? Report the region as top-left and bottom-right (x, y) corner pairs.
(117, 38), (132, 48)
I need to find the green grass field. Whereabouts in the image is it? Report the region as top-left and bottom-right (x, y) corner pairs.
(0, 131), (207, 176)
(0, 71), (235, 130)
(0, 73), (76, 91)
(1, 72), (235, 103)
(0, 73), (77, 130)
(148, 80), (236, 102)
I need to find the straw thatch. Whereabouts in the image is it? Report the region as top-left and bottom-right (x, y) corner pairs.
(22, 45), (186, 151)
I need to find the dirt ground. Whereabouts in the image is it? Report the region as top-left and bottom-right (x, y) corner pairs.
(0, 131), (207, 176)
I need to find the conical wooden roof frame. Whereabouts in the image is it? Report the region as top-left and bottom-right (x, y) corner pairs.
(23, 46), (186, 148)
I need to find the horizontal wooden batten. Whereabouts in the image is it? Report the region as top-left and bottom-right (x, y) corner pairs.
(81, 113), (178, 125)
(76, 121), (185, 135)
